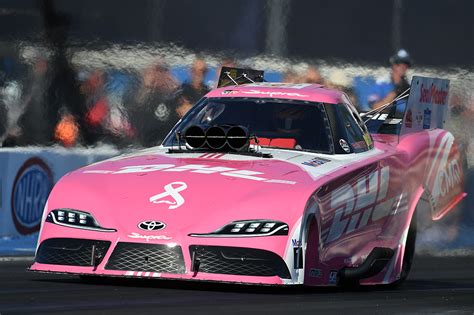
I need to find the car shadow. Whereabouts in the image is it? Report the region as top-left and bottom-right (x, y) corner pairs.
(30, 273), (458, 295)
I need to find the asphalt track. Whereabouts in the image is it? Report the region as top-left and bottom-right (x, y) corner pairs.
(0, 256), (473, 314)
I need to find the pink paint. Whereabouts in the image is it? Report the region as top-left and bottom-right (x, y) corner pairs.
(207, 83), (344, 104)
(30, 84), (466, 287)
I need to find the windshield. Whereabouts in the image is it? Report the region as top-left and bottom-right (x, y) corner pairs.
(163, 97), (333, 154)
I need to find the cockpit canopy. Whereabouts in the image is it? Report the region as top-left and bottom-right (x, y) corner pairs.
(163, 97), (373, 154)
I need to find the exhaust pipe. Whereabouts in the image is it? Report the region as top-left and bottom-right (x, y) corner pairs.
(206, 126), (227, 150)
(338, 247), (394, 283)
(226, 126), (249, 151)
(184, 126), (206, 149)
(184, 125), (251, 152)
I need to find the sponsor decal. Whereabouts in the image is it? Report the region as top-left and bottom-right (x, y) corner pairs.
(369, 113), (388, 121)
(199, 153), (225, 159)
(339, 139), (350, 153)
(415, 111), (423, 126)
(292, 239), (302, 248)
(405, 109), (413, 128)
(323, 166), (407, 244)
(264, 179), (297, 185)
(401, 77), (449, 136)
(423, 107), (432, 129)
(149, 182), (187, 209)
(127, 232), (172, 242)
(11, 158), (53, 234)
(154, 103), (171, 121)
(124, 271), (161, 277)
(138, 221), (166, 231)
(435, 159), (461, 199)
(384, 118), (402, 125)
(302, 157), (329, 168)
(419, 83), (448, 105)
(328, 270), (338, 284)
(245, 83), (312, 89)
(352, 141), (367, 151)
(309, 268), (322, 278)
(241, 89), (309, 98)
(344, 257), (354, 265)
(84, 163), (297, 185)
(221, 90), (239, 95)
(426, 132), (463, 209)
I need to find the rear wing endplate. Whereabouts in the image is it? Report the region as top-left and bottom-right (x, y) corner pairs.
(400, 76), (450, 136)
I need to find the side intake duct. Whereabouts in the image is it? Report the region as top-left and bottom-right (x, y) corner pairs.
(183, 125), (250, 152)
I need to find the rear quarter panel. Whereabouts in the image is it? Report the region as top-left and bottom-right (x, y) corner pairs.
(303, 129), (465, 286)
(303, 145), (412, 285)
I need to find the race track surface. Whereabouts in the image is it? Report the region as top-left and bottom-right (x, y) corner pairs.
(1, 256), (473, 314)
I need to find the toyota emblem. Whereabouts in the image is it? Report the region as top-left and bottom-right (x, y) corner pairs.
(138, 221), (166, 231)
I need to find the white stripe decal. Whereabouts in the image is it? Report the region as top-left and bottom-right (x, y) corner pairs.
(426, 132), (451, 186)
(426, 133), (454, 204)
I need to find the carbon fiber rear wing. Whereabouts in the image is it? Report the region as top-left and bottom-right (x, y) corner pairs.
(217, 66), (264, 88)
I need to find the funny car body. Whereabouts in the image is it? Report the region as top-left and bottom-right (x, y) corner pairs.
(30, 74), (466, 287)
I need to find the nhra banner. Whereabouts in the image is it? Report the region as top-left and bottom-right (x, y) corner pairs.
(0, 147), (118, 238)
(400, 76), (450, 136)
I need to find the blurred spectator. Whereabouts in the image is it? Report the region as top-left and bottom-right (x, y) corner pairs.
(372, 49), (412, 109)
(1, 81), (23, 140)
(221, 58), (237, 69)
(177, 58), (210, 117)
(54, 111), (79, 147)
(3, 57), (46, 146)
(2, 0), (94, 147)
(326, 70), (357, 105)
(126, 63), (180, 147)
(101, 70), (135, 146)
(303, 66), (324, 84)
(0, 56), (22, 139)
(326, 70), (350, 89)
(41, 0), (91, 146)
(0, 97), (6, 138)
(283, 70), (298, 83)
(36, 52), (88, 146)
(80, 69), (109, 142)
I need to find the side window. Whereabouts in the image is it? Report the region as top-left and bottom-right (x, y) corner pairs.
(346, 103), (374, 150)
(335, 104), (370, 153)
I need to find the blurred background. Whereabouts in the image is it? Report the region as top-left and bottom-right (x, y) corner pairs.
(0, 0), (472, 254)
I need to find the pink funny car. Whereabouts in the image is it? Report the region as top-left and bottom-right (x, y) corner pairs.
(30, 70), (465, 287)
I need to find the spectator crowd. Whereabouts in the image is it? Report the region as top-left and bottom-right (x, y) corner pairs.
(0, 51), (472, 152)
(0, 56), (212, 148)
